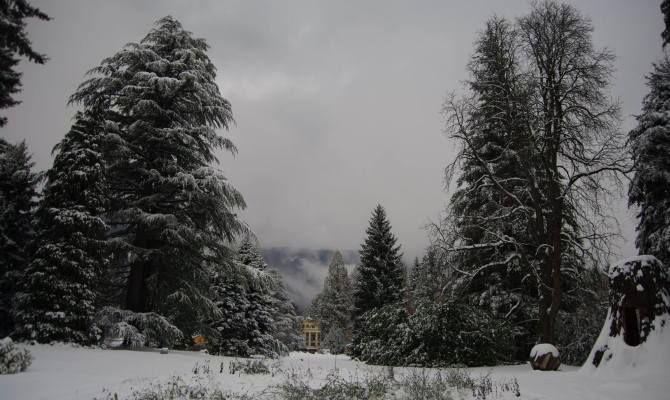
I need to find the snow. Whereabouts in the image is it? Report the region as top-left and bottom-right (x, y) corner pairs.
(583, 312), (670, 376)
(1, 343), (669, 399)
(530, 343), (559, 358)
(607, 255), (659, 276)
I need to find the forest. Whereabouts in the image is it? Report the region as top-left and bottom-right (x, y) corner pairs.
(1, 1), (669, 399)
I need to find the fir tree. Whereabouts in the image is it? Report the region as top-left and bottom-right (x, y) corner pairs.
(443, 3), (626, 348)
(629, 56), (670, 268)
(13, 112), (109, 343)
(0, 139), (40, 337)
(210, 237), (287, 357)
(352, 205), (404, 356)
(353, 205), (405, 317)
(309, 251), (353, 353)
(0, 0), (49, 126)
(267, 270), (302, 351)
(69, 16), (246, 333)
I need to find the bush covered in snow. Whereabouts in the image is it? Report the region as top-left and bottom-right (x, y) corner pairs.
(0, 337), (32, 374)
(275, 369), (391, 400)
(229, 359), (271, 375)
(97, 375), (252, 400)
(354, 300), (514, 367)
(94, 307), (183, 348)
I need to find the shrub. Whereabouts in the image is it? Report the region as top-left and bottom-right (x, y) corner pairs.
(399, 369), (520, 400)
(0, 337), (32, 374)
(353, 300), (514, 366)
(229, 359), (270, 375)
(94, 307), (183, 348)
(274, 370), (390, 400)
(96, 376), (254, 400)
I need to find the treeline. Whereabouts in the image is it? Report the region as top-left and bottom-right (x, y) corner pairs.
(311, 1), (670, 367)
(0, 10), (300, 356)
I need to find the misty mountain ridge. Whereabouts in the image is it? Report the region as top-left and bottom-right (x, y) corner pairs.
(261, 247), (359, 314)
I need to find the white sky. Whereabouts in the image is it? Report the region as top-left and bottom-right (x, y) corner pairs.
(3, 0), (662, 261)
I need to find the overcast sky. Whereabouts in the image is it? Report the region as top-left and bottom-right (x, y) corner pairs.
(3, 0), (663, 261)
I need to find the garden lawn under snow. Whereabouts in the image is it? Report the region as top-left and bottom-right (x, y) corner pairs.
(0, 343), (668, 400)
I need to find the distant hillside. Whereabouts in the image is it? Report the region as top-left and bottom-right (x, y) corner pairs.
(261, 247), (359, 314)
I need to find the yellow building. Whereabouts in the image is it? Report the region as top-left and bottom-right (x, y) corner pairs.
(302, 318), (320, 352)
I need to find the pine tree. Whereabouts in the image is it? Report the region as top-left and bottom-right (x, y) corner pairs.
(629, 56), (670, 268)
(408, 246), (450, 304)
(353, 206), (405, 317)
(267, 273), (302, 351)
(13, 112), (109, 343)
(309, 251), (353, 353)
(210, 237), (287, 357)
(443, 16), (542, 359)
(0, 139), (40, 337)
(0, 0), (49, 126)
(352, 205), (405, 356)
(69, 16), (246, 333)
(443, 2), (626, 348)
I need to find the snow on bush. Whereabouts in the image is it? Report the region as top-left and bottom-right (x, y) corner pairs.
(0, 337), (32, 374)
(94, 307), (183, 348)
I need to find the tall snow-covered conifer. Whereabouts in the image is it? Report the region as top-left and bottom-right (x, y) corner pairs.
(69, 16), (246, 334)
(13, 112), (108, 343)
(310, 251), (353, 353)
(629, 56), (670, 268)
(353, 206), (405, 316)
(0, 0), (49, 126)
(0, 139), (40, 337)
(210, 237), (287, 357)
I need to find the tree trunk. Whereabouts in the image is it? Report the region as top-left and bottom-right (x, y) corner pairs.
(125, 262), (147, 312)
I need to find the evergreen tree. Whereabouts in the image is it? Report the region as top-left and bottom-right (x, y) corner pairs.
(210, 237), (287, 357)
(0, 139), (40, 337)
(267, 270), (302, 351)
(0, 0), (49, 126)
(443, 2), (626, 349)
(69, 16), (246, 334)
(353, 205), (405, 317)
(442, 16), (542, 359)
(309, 251), (353, 353)
(629, 56), (670, 268)
(408, 246), (451, 305)
(13, 112), (109, 343)
(352, 205), (405, 356)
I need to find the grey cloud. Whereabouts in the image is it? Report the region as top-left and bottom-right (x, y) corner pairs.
(3, 0), (661, 266)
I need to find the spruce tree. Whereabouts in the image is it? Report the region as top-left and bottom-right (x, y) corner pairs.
(444, 16), (541, 358)
(210, 237), (285, 357)
(629, 56), (670, 268)
(13, 112), (108, 343)
(309, 251), (353, 353)
(0, 0), (49, 126)
(69, 16), (246, 333)
(352, 205), (405, 341)
(0, 139), (40, 337)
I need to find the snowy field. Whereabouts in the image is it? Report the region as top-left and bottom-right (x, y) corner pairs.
(1, 344), (668, 400)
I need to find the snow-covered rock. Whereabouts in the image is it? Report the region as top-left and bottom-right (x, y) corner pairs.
(529, 343), (561, 371)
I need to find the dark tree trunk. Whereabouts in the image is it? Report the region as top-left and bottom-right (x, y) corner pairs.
(125, 262), (147, 312)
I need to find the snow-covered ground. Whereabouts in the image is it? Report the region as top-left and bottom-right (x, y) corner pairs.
(1, 343), (668, 400)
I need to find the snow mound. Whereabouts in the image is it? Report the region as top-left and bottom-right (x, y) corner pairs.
(583, 255), (670, 376)
(582, 313), (670, 376)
